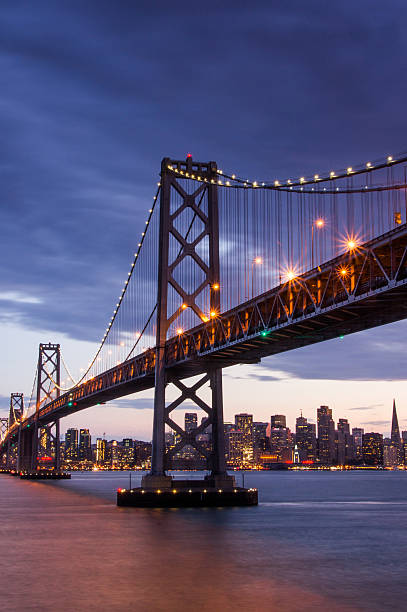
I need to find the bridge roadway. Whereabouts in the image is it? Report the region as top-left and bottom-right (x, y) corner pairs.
(2, 222), (407, 448)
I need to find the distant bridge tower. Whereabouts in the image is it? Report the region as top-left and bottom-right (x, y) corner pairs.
(142, 156), (233, 490)
(18, 343), (61, 473)
(5, 393), (24, 468)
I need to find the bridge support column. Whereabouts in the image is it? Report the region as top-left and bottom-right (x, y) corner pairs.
(143, 155), (234, 491)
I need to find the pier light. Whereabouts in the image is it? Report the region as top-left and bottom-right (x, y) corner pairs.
(339, 267), (348, 277)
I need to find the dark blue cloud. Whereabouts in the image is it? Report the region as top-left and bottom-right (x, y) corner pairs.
(2, 0), (407, 375)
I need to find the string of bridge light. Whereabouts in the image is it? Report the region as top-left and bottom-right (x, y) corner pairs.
(48, 184), (162, 392)
(166, 151), (407, 191)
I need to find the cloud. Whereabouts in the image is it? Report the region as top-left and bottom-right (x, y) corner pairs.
(348, 404), (384, 411)
(362, 420), (389, 427)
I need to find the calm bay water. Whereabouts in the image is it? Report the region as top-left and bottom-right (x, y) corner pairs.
(1, 470), (406, 611)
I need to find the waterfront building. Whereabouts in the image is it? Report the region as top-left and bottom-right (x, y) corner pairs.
(235, 414), (254, 465)
(334, 429), (345, 465)
(270, 415), (286, 428)
(225, 426), (244, 466)
(338, 418), (354, 464)
(79, 429), (92, 461)
(253, 422), (269, 462)
(352, 427), (364, 463)
(269, 426), (292, 462)
(362, 433), (383, 466)
(390, 399), (402, 464)
(383, 438), (398, 468)
(96, 438), (106, 465)
(121, 438), (135, 467)
(65, 428), (79, 461)
(295, 415), (317, 463)
(317, 406), (335, 465)
(185, 413), (198, 432)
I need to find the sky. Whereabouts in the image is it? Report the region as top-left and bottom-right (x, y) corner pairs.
(2, 0), (407, 440)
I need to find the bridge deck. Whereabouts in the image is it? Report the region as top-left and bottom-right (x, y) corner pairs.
(3, 222), (407, 445)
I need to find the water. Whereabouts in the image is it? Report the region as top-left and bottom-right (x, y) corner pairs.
(1, 470), (406, 611)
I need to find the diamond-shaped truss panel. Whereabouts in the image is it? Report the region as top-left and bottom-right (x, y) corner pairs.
(172, 205), (206, 243)
(171, 255), (207, 296)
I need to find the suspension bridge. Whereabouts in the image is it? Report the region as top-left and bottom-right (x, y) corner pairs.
(2, 152), (407, 505)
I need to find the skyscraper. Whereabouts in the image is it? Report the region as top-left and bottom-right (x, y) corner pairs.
(79, 429), (92, 461)
(270, 415), (286, 429)
(352, 428), (364, 463)
(96, 438), (106, 465)
(317, 406), (335, 465)
(65, 428), (79, 461)
(391, 399), (402, 464)
(185, 413), (198, 432)
(362, 433), (384, 466)
(235, 414), (254, 465)
(295, 415), (316, 463)
(338, 418), (354, 464)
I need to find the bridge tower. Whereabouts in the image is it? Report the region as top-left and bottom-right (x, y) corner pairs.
(5, 393), (23, 468)
(142, 156), (234, 490)
(18, 343), (61, 473)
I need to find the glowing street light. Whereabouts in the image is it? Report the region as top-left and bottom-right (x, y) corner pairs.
(250, 256), (263, 298)
(286, 270), (296, 281)
(311, 218), (325, 268)
(176, 328), (183, 335)
(347, 240), (357, 250)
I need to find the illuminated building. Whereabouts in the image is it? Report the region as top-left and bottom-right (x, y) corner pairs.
(269, 426), (292, 462)
(235, 414), (254, 465)
(225, 425), (244, 466)
(352, 427), (364, 463)
(362, 433), (383, 466)
(383, 438), (398, 467)
(121, 438), (135, 467)
(96, 438), (106, 465)
(295, 415), (316, 463)
(337, 419), (354, 464)
(390, 399), (402, 464)
(270, 415), (286, 428)
(253, 422), (269, 462)
(402, 431), (407, 466)
(185, 413), (198, 432)
(317, 406), (335, 465)
(79, 429), (92, 461)
(65, 428), (79, 461)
